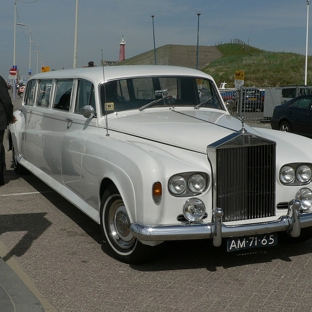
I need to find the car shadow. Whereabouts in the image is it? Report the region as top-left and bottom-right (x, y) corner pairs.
(130, 236), (312, 271)
(0, 213), (52, 262)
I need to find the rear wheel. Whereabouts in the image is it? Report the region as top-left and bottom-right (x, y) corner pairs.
(279, 120), (291, 133)
(100, 186), (156, 264)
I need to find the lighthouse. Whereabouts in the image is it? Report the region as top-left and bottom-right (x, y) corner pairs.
(119, 35), (126, 62)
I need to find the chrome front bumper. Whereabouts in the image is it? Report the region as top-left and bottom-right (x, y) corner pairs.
(130, 200), (312, 247)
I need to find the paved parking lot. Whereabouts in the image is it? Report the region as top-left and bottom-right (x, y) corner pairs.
(1, 99), (312, 311)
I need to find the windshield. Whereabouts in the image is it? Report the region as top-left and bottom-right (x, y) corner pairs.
(100, 76), (224, 114)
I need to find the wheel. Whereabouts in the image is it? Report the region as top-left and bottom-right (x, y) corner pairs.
(100, 186), (156, 264)
(279, 121), (291, 133)
(12, 145), (27, 174)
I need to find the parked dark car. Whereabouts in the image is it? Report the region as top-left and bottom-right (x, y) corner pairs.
(271, 94), (312, 137)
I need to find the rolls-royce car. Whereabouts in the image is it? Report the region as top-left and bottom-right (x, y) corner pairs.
(8, 65), (312, 264)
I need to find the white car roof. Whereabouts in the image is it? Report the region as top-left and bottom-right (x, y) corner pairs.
(30, 65), (214, 84)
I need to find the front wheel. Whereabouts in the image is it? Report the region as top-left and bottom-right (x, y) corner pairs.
(279, 120), (291, 133)
(100, 186), (156, 264)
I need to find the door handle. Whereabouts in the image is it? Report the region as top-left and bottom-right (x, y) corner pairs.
(66, 118), (73, 129)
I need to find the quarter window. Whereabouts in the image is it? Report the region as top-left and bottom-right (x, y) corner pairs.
(24, 79), (36, 106)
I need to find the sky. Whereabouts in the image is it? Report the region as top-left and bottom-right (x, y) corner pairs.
(0, 0), (311, 81)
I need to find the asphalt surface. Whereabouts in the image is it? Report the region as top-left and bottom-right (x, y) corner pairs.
(2, 97), (312, 311)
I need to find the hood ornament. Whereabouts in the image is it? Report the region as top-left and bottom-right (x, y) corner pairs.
(238, 116), (246, 134)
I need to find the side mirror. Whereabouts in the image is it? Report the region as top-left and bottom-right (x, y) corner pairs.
(226, 99), (236, 112)
(81, 105), (95, 118)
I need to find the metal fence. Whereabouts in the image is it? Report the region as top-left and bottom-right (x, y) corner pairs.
(220, 87), (265, 122)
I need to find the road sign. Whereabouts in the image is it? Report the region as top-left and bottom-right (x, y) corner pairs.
(41, 66), (50, 72)
(235, 70), (245, 80)
(9, 67), (17, 76)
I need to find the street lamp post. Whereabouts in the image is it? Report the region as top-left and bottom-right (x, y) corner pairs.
(13, 0), (17, 99)
(305, 0), (310, 86)
(17, 23), (32, 77)
(196, 13), (201, 70)
(151, 15), (157, 65)
(73, 0), (78, 68)
(32, 41), (39, 74)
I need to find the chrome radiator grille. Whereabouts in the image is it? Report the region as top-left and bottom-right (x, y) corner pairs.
(212, 134), (276, 222)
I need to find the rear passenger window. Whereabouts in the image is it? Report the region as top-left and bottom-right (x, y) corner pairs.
(37, 79), (52, 107)
(75, 79), (96, 114)
(24, 79), (37, 106)
(53, 79), (73, 111)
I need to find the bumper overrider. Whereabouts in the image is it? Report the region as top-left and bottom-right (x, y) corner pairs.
(130, 200), (312, 247)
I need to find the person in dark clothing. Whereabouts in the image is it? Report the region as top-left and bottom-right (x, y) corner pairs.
(0, 75), (16, 185)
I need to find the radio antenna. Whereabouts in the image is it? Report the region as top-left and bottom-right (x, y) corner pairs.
(101, 49), (109, 136)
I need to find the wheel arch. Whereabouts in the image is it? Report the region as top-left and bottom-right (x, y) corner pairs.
(98, 175), (136, 223)
(278, 118), (291, 130)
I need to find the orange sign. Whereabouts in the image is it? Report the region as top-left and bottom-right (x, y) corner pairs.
(41, 66), (50, 72)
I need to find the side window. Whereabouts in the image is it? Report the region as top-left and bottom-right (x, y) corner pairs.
(53, 79), (73, 111)
(282, 88), (296, 98)
(297, 98), (312, 109)
(24, 79), (37, 106)
(289, 99), (299, 108)
(37, 79), (52, 107)
(75, 79), (96, 114)
(197, 78), (222, 109)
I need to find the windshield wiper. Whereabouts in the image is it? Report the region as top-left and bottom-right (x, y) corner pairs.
(139, 90), (170, 111)
(195, 95), (215, 109)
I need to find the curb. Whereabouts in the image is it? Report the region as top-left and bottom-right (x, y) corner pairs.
(0, 240), (57, 312)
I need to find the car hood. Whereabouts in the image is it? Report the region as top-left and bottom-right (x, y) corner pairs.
(102, 108), (260, 153)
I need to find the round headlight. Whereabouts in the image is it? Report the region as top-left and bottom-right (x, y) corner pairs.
(183, 198), (206, 222)
(296, 165), (312, 183)
(296, 188), (312, 211)
(188, 174), (207, 193)
(280, 165), (295, 184)
(169, 175), (186, 195)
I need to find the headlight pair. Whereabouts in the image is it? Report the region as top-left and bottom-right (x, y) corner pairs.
(280, 164), (312, 185)
(169, 172), (208, 196)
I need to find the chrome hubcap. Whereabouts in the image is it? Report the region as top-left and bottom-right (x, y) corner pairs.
(107, 198), (135, 250)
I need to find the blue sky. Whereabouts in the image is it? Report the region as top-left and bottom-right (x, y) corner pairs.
(0, 0), (310, 80)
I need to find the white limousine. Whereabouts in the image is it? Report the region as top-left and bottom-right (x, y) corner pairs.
(8, 65), (312, 263)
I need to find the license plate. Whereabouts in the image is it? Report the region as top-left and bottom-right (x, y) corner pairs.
(227, 234), (277, 252)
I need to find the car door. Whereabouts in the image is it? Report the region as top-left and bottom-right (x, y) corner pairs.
(24, 79), (53, 169)
(288, 96), (312, 136)
(61, 79), (97, 198)
(25, 79), (75, 184)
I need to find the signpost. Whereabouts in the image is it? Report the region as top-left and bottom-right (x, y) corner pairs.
(234, 70), (245, 89)
(10, 67), (18, 99)
(9, 67), (17, 76)
(234, 70), (245, 114)
(9, 67), (17, 80)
